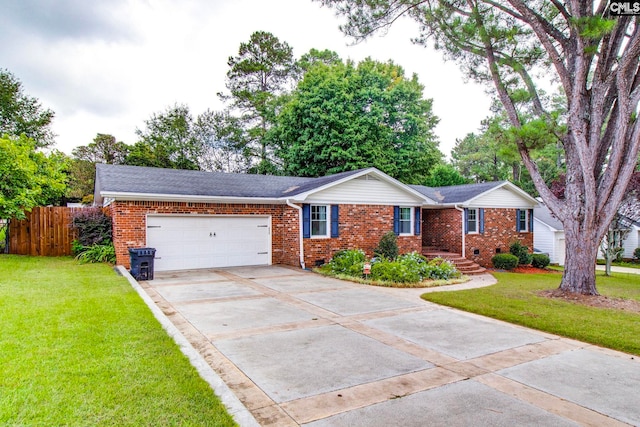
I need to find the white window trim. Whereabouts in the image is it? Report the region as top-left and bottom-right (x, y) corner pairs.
(398, 206), (414, 236)
(518, 209), (530, 233)
(310, 204), (330, 239)
(467, 208), (479, 234)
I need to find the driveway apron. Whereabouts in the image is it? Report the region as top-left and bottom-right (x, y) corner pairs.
(140, 266), (639, 427)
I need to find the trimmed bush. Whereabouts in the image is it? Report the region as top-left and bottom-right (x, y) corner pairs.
(531, 253), (550, 269)
(634, 247), (640, 262)
(509, 241), (532, 265)
(374, 231), (399, 260)
(328, 249), (366, 276)
(492, 253), (519, 270)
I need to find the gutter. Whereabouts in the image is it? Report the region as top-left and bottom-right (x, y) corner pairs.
(454, 204), (465, 258)
(286, 200), (306, 269)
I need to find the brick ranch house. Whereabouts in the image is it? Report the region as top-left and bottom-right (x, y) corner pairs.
(94, 164), (538, 272)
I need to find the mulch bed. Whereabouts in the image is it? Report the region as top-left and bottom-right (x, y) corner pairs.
(539, 289), (640, 313)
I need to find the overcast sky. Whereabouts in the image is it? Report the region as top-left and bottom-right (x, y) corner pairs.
(1, 0), (491, 158)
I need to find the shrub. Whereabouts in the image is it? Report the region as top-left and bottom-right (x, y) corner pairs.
(328, 249), (366, 276)
(71, 207), (112, 246)
(634, 247), (640, 263)
(425, 257), (460, 280)
(75, 243), (116, 264)
(374, 231), (399, 260)
(492, 253), (519, 270)
(509, 241), (532, 265)
(370, 258), (420, 283)
(531, 253), (550, 269)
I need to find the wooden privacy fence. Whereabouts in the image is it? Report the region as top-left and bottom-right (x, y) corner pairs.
(9, 207), (81, 256)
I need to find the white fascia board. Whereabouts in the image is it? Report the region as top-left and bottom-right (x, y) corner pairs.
(464, 181), (540, 207)
(286, 198), (423, 207)
(291, 167), (436, 204)
(100, 191), (285, 205)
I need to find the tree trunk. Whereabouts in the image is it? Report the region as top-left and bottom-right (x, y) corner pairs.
(560, 227), (599, 295)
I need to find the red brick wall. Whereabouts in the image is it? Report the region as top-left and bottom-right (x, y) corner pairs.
(108, 201), (421, 270)
(109, 201), (294, 268)
(422, 207), (534, 267)
(302, 204), (422, 267)
(465, 208), (533, 267)
(422, 208), (463, 254)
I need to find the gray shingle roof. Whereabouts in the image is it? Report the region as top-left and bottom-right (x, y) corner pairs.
(534, 204), (563, 230)
(409, 181), (505, 204)
(95, 164), (365, 199)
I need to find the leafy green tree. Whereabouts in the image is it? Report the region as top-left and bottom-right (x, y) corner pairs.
(0, 135), (66, 220)
(72, 133), (128, 164)
(423, 163), (468, 187)
(195, 110), (247, 173)
(451, 132), (510, 183)
(296, 48), (342, 76)
(67, 134), (129, 203)
(273, 57), (441, 183)
(221, 31), (297, 174)
(0, 69), (55, 148)
(317, 1), (640, 294)
(125, 104), (202, 170)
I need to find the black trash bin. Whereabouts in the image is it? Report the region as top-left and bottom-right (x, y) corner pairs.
(129, 248), (156, 280)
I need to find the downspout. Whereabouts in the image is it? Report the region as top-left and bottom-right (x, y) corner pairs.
(454, 205), (466, 258)
(286, 200), (306, 270)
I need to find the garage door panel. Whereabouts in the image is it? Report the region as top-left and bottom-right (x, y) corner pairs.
(147, 215), (271, 272)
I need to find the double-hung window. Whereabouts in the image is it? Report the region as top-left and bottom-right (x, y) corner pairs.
(466, 208), (478, 233)
(311, 205), (328, 237)
(398, 207), (413, 235)
(517, 209), (530, 232)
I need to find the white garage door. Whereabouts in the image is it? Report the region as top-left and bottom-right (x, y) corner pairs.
(146, 215), (271, 271)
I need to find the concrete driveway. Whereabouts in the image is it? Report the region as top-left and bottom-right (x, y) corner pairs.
(138, 266), (639, 426)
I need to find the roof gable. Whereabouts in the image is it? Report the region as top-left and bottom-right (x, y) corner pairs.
(410, 181), (537, 208)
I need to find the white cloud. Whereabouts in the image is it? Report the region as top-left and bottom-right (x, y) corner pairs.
(1, 0), (491, 156)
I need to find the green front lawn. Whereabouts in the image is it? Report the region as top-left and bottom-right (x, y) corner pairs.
(0, 255), (236, 426)
(422, 271), (640, 356)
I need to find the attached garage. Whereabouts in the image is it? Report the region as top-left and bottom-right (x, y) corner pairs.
(146, 215), (271, 271)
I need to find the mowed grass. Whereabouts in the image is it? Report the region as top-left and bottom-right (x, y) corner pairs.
(0, 255), (236, 426)
(422, 270), (640, 356)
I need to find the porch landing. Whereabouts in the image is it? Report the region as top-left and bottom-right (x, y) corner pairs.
(422, 247), (487, 275)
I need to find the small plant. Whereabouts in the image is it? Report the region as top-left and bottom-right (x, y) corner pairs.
(75, 243), (116, 264)
(531, 253), (550, 269)
(328, 249), (366, 276)
(374, 231), (399, 260)
(492, 253), (519, 270)
(509, 241), (532, 265)
(634, 247), (640, 263)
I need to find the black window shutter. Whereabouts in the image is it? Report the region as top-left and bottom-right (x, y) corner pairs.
(302, 204), (310, 238)
(331, 205), (339, 238)
(529, 209), (534, 232)
(414, 207), (421, 236)
(393, 206), (400, 235)
(479, 208), (485, 234)
(516, 209), (521, 232)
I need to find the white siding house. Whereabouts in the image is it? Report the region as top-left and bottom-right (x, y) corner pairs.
(533, 204), (565, 265)
(622, 225), (640, 259)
